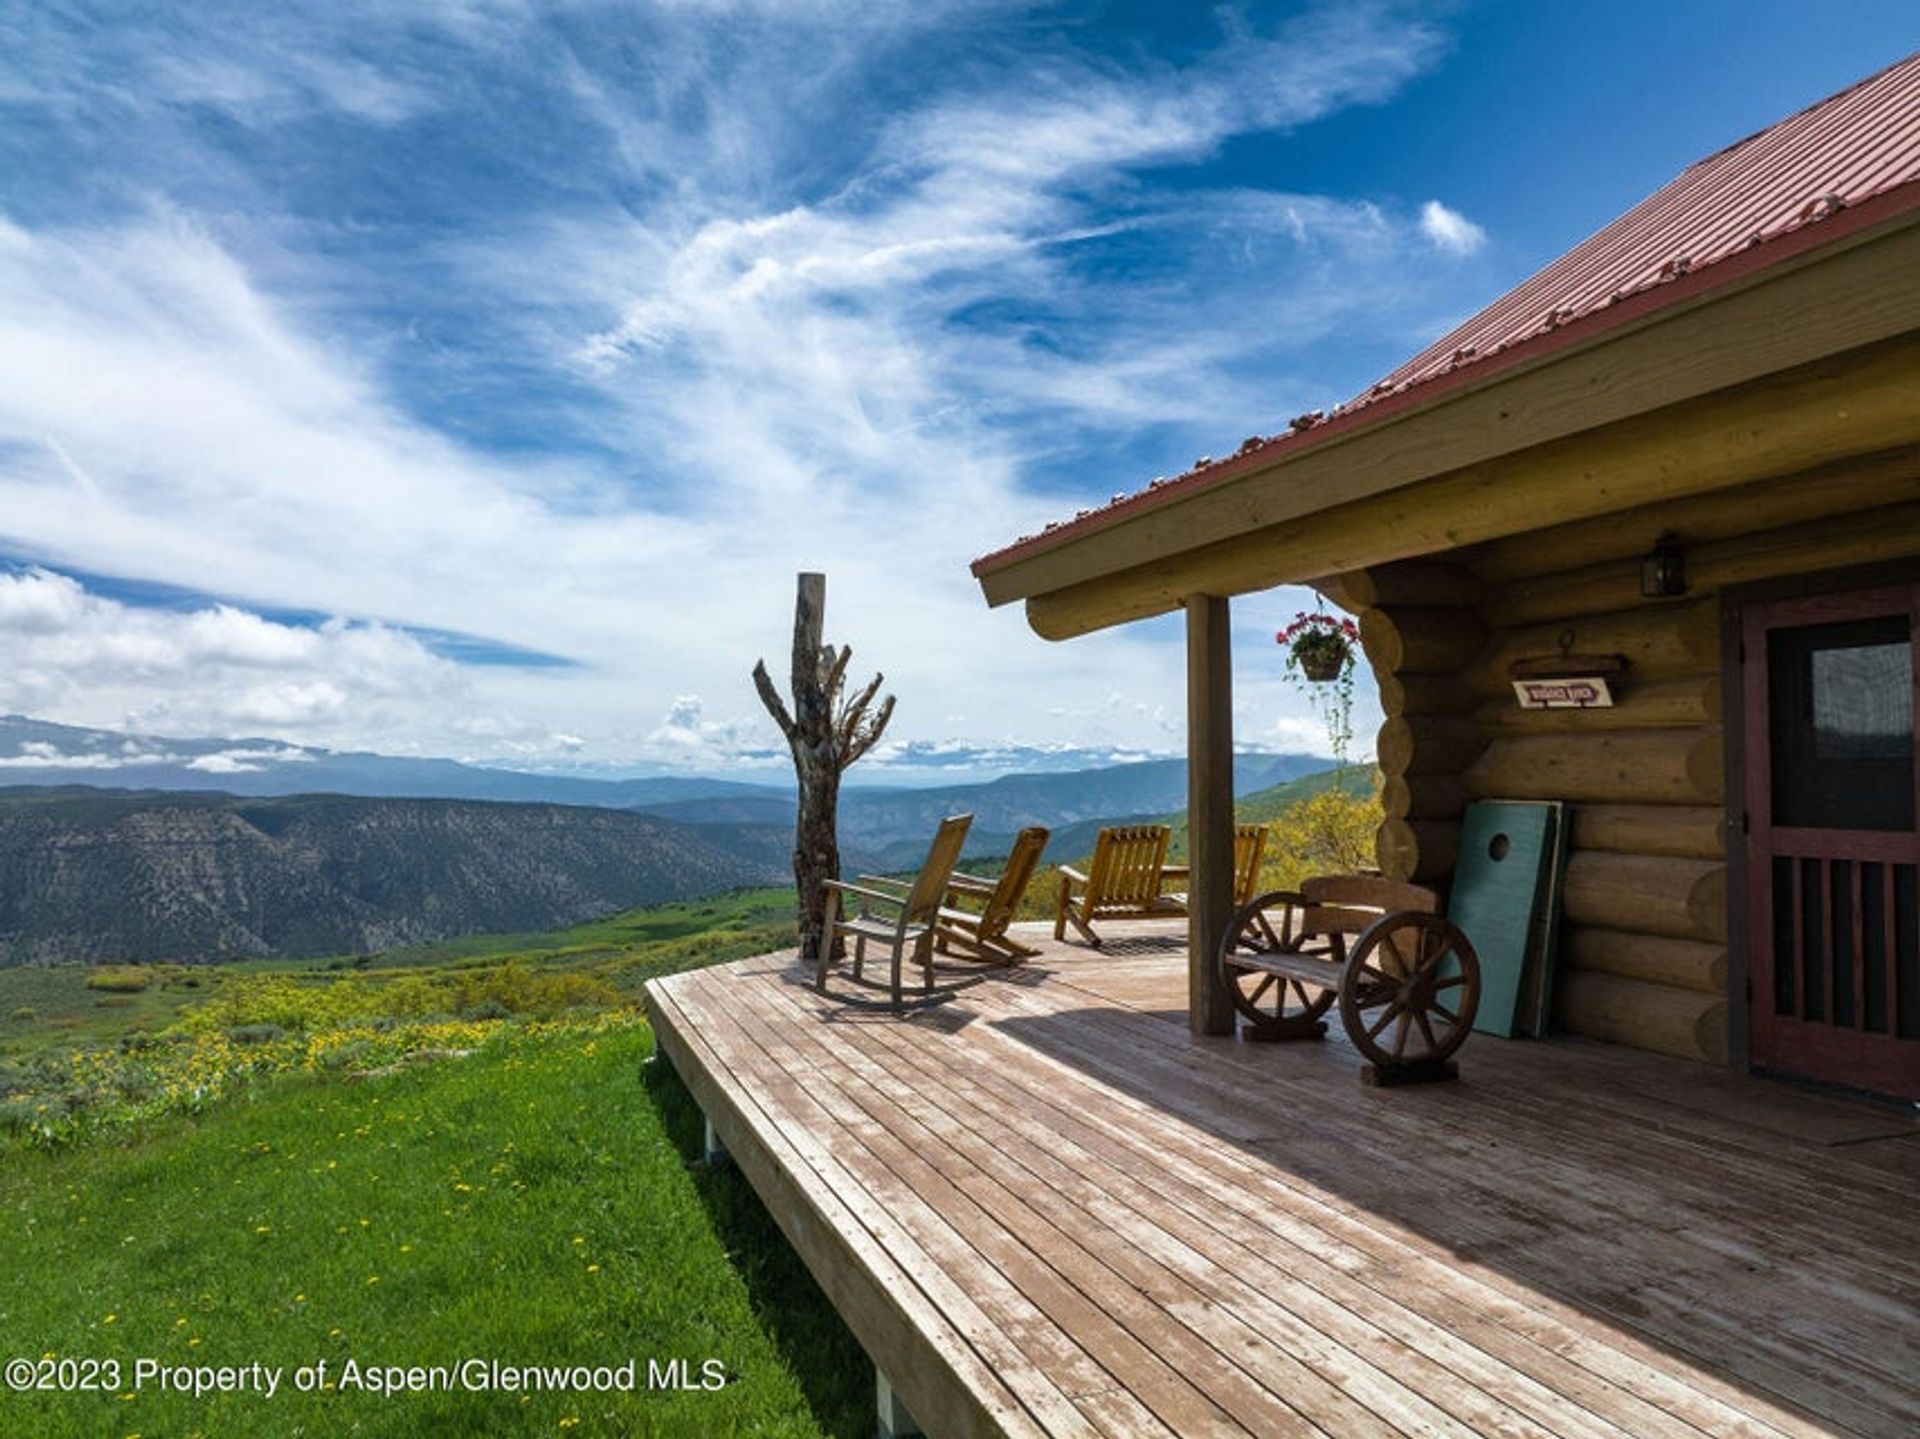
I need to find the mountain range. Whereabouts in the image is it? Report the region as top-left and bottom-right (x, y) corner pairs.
(0, 716), (1332, 965)
(0, 715), (1319, 806)
(633, 752), (1328, 868)
(0, 715), (771, 808)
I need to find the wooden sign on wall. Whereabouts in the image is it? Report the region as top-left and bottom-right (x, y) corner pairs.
(1512, 677), (1615, 709)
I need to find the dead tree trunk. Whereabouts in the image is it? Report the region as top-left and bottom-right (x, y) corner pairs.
(752, 573), (895, 961)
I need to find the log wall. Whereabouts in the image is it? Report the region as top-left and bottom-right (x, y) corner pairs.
(1333, 445), (1920, 1066)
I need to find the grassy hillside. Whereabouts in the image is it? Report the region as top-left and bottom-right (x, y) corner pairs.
(0, 888), (795, 1140)
(0, 1022), (863, 1437)
(0, 887), (876, 1437)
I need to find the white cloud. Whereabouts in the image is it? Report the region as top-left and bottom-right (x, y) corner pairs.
(0, 568), (472, 747)
(0, 4), (1453, 775)
(185, 752), (263, 774)
(1419, 199), (1487, 256)
(644, 693), (767, 767)
(0, 740), (156, 770)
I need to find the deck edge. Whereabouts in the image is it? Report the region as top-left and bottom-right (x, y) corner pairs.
(645, 973), (1022, 1439)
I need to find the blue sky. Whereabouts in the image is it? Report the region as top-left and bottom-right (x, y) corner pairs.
(0, 2), (1913, 778)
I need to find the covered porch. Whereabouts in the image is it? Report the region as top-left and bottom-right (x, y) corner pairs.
(970, 70), (1920, 1093)
(645, 926), (1919, 1439)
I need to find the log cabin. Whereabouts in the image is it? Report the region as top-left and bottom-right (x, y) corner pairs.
(972, 51), (1920, 1100)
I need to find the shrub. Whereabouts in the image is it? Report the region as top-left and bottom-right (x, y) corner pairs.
(85, 966), (153, 993)
(177, 973), (447, 1035)
(227, 1023), (288, 1046)
(1260, 782), (1384, 890)
(316, 1038), (372, 1071)
(9, 1007), (35, 1022)
(444, 962), (621, 1018)
(0, 1097), (44, 1136)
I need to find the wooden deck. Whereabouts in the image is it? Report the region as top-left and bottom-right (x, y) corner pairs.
(645, 924), (1920, 1439)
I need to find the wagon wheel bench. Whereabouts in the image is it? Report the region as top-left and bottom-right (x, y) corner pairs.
(1214, 874), (1482, 1085)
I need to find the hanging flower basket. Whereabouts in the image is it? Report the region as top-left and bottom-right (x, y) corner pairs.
(1298, 647), (1345, 682)
(1277, 609), (1362, 780)
(1277, 612), (1359, 684)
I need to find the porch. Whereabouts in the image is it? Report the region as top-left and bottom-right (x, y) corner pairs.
(645, 924), (1918, 1439)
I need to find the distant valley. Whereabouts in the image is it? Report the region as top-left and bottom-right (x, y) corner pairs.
(0, 716), (1333, 965)
(0, 789), (787, 965)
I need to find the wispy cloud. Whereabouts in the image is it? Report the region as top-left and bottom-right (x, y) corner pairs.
(0, 3), (1449, 772)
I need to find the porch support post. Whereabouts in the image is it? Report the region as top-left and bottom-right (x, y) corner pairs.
(1186, 593), (1236, 1036)
(875, 1370), (924, 1438)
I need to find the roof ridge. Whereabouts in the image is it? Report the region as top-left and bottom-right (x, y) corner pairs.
(1684, 47), (1920, 173)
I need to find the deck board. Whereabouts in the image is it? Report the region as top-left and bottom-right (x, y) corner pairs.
(647, 925), (1919, 1439)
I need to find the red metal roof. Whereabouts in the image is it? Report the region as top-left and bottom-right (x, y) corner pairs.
(975, 49), (1920, 579)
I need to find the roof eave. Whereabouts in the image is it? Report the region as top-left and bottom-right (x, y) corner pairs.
(973, 178), (1920, 606)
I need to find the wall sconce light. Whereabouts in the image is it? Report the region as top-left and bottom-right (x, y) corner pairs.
(1640, 532), (1687, 598)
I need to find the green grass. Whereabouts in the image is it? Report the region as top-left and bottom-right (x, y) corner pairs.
(0, 888), (798, 1099)
(0, 890), (870, 1435)
(0, 1021), (867, 1438)
(0, 963), (217, 1060)
(289, 890), (797, 976)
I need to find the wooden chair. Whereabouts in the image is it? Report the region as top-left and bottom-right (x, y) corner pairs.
(1215, 874), (1482, 1083)
(1231, 823), (1271, 906)
(1054, 824), (1184, 946)
(1163, 822), (1272, 909)
(933, 826), (1050, 964)
(820, 814), (973, 1006)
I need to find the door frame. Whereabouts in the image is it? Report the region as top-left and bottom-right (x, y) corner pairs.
(1724, 558), (1920, 1095)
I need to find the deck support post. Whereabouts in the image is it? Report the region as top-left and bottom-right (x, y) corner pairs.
(702, 1115), (729, 1167)
(1186, 593), (1237, 1036)
(875, 1369), (923, 1438)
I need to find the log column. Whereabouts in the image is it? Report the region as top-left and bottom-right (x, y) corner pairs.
(1348, 562), (1487, 884)
(1186, 593), (1236, 1036)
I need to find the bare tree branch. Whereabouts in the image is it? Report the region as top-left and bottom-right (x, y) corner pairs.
(842, 692), (897, 766)
(835, 670), (885, 750)
(750, 658), (796, 740)
(819, 644), (850, 700)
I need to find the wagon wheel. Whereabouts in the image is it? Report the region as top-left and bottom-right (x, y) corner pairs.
(1337, 913), (1479, 1068)
(1216, 889), (1336, 1034)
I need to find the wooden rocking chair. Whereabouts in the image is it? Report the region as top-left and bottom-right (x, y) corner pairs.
(934, 826), (1050, 964)
(820, 814), (973, 1006)
(1054, 824), (1184, 946)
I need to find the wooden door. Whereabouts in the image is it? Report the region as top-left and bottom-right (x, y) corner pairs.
(1743, 583), (1920, 1099)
